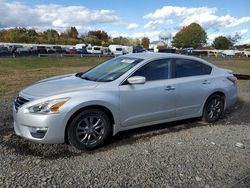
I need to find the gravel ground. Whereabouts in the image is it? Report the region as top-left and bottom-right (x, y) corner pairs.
(0, 81), (249, 188)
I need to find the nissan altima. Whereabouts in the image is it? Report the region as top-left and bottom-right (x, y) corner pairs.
(13, 53), (237, 149)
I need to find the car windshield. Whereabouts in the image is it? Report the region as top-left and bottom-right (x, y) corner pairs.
(81, 57), (143, 82)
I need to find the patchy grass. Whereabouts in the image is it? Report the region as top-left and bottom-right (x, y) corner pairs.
(0, 56), (249, 99)
(0, 57), (109, 99)
(204, 57), (250, 75)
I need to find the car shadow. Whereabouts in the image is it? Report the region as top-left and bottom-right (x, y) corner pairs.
(0, 98), (248, 160)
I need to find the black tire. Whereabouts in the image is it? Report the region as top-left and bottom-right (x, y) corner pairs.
(67, 109), (111, 150)
(202, 95), (224, 123)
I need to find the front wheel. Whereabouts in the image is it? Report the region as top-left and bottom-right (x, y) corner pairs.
(67, 109), (111, 150)
(202, 95), (224, 123)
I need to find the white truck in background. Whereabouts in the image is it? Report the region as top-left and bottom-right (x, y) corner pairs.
(122, 46), (133, 54)
(243, 50), (250, 57)
(75, 43), (86, 50)
(86, 46), (102, 54)
(101, 47), (111, 55)
(108, 45), (123, 55)
(92, 46), (102, 54)
(86, 45), (93, 54)
(222, 50), (235, 56)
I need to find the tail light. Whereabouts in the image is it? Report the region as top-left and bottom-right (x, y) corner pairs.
(227, 75), (237, 85)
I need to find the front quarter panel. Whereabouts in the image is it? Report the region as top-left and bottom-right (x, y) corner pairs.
(61, 89), (120, 136)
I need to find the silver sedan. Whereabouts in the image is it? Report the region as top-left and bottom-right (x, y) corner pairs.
(13, 53), (237, 149)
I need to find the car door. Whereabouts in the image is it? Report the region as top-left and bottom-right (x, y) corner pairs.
(119, 58), (176, 127)
(172, 58), (213, 117)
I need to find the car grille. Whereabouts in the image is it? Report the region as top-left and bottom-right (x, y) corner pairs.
(14, 96), (30, 111)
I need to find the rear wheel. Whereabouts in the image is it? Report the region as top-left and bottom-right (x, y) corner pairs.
(202, 95), (224, 123)
(68, 109), (111, 150)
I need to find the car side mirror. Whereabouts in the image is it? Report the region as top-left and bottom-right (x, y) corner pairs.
(127, 76), (146, 84)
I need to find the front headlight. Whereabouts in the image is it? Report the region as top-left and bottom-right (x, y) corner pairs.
(27, 98), (70, 114)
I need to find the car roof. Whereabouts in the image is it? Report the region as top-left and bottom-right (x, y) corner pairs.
(122, 52), (214, 67)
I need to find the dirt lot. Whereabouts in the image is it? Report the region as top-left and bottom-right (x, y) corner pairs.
(0, 57), (249, 187)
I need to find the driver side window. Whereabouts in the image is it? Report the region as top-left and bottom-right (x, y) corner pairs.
(131, 59), (172, 81)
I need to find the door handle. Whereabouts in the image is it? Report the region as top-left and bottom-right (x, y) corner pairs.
(202, 80), (211, 84)
(165, 86), (175, 91)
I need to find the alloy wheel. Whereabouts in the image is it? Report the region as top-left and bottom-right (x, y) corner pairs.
(206, 98), (224, 122)
(76, 116), (105, 146)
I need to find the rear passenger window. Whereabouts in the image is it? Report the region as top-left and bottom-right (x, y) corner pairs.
(175, 59), (212, 78)
(131, 59), (171, 81)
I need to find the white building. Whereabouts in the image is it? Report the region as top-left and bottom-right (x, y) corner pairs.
(149, 41), (167, 52)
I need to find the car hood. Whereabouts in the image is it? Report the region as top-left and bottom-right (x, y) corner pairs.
(20, 74), (98, 98)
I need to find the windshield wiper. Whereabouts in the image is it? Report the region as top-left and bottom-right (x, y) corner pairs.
(75, 72), (94, 81)
(81, 75), (95, 81)
(75, 72), (84, 77)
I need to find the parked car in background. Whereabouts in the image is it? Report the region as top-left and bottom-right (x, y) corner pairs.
(13, 53), (237, 150)
(243, 50), (250, 57)
(66, 48), (78, 54)
(77, 47), (88, 54)
(0, 46), (10, 55)
(222, 50), (235, 56)
(158, 48), (176, 54)
(86, 46), (93, 54)
(10, 45), (23, 54)
(46, 47), (56, 54)
(208, 51), (224, 57)
(133, 46), (146, 53)
(75, 43), (86, 50)
(102, 47), (111, 55)
(86, 46), (102, 54)
(15, 47), (31, 55)
(122, 46), (133, 54)
(52, 46), (64, 54)
(33, 46), (47, 54)
(92, 46), (102, 54)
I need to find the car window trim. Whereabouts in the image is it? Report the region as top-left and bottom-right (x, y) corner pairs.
(120, 58), (174, 86)
(172, 58), (212, 78)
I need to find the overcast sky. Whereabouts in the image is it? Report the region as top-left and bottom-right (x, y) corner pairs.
(0, 0), (250, 44)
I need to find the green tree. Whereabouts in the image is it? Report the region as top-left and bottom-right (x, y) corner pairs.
(212, 36), (233, 49)
(59, 32), (69, 44)
(228, 33), (242, 46)
(131, 39), (141, 46)
(5, 28), (31, 43)
(26, 29), (39, 43)
(81, 30), (109, 46)
(42, 29), (60, 44)
(172, 23), (207, 49)
(83, 35), (102, 46)
(112, 36), (131, 45)
(66, 27), (79, 39)
(0, 30), (8, 42)
(88, 30), (109, 42)
(141, 37), (150, 49)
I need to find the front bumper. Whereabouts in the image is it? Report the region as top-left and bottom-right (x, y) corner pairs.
(13, 106), (66, 144)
